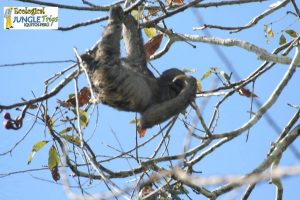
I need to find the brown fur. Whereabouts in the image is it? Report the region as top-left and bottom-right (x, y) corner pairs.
(81, 5), (197, 129)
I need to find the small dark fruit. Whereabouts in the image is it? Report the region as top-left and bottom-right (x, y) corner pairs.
(3, 112), (11, 120)
(3, 120), (13, 129)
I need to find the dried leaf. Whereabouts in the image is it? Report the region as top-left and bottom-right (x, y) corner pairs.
(144, 34), (163, 59)
(79, 87), (91, 103)
(138, 128), (147, 137)
(148, 9), (158, 16)
(59, 87), (91, 108)
(238, 88), (258, 98)
(51, 166), (60, 182)
(166, 0), (184, 5)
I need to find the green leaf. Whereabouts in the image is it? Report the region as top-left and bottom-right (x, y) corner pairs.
(279, 34), (287, 45)
(201, 68), (219, 81)
(144, 27), (157, 39)
(62, 135), (80, 146)
(220, 71), (231, 83)
(28, 140), (49, 164)
(201, 70), (212, 81)
(68, 93), (75, 99)
(72, 109), (89, 129)
(79, 109), (89, 128)
(285, 29), (298, 38)
(48, 145), (60, 171)
(129, 119), (137, 124)
(59, 127), (73, 135)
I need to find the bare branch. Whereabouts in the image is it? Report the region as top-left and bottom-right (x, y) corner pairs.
(181, 33), (297, 65)
(194, 0), (290, 33)
(0, 60), (75, 68)
(241, 184), (256, 200)
(212, 123), (300, 196)
(213, 42), (300, 138)
(290, 0), (300, 17)
(58, 16), (108, 31)
(164, 164), (300, 189)
(14, 0), (110, 11)
(0, 65), (78, 110)
(57, 0), (145, 31)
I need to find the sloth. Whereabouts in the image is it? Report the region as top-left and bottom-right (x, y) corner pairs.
(81, 5), (197, 134)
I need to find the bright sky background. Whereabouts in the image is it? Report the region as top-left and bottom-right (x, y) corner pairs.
(1, 0), (300, 200)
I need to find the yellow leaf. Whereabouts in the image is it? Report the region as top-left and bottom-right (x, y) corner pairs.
(264, 25), (274, 38)
(131, 9), (142, 21)
(144, 27), (157, 39)
(267, 29), (274, 38)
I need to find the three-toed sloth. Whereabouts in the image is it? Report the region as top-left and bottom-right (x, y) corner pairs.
(81, 5), (197, 133)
